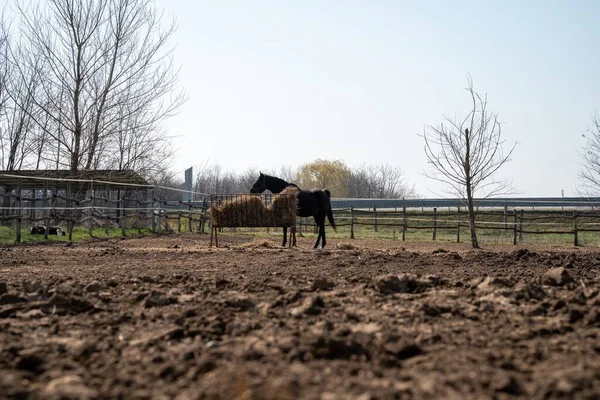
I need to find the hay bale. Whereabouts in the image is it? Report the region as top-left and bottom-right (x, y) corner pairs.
(267, 192), (297, 227)
(280, 186), (300, 195)
(211, 195), (267, 227)
(211, 191), (297, 228)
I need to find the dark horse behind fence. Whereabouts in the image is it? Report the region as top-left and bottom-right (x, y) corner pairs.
(250, 172), (336, 248)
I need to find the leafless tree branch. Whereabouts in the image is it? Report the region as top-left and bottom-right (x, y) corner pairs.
(421, 77), (516, 248)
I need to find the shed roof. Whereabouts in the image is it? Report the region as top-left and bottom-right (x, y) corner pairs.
(0, 170), (148, 189)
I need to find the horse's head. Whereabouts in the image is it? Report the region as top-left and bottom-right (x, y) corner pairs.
(250, 172), (266, 193)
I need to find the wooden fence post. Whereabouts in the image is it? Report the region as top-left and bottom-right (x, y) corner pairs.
(164, 201), (170, 232)
(43, 181), (49, 240)
(177, 201), (182, 233)
(394, 206), (398, 239)
(137, 199), (142, 235)
(162, 202), (167, 232)
(30, 186), (35, 221)
(573, 210), (579, 246)
(50, 186), (56, 232)
(402, 205), (407, 241)
(67, 183), (74, 242)
(519, 209), (524, 242)
(150, 189), (156, 233)
(188, 201), (193, 233)
(456, 206), (460, 243)
(503, 205), (508, 230)
(88, 181), (94, 237)
(513, 209), (517, 245)
(374, 206), (378, 232)
(201, 198), (208, 233)
(350, 206), (355, 239)
(433, 207), (437, 240)
(119, 190), (126, 237)
(16, 180), (22, 243)
(104, 184), (110, 236)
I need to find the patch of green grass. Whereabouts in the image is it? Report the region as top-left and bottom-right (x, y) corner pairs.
(212, 219), (600, 247)
(0, 225), (153, 244)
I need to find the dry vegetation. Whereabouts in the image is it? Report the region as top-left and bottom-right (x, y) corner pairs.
(211, 194), (296, 228)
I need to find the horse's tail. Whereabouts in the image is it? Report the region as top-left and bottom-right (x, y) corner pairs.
(323, 189), (337, 231)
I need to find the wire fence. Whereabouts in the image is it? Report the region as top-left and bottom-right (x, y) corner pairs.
(0, 174), (210, 242)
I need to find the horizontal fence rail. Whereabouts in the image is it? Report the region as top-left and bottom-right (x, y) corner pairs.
(322, 207), (600, 246)
(329, 197), (600, 210)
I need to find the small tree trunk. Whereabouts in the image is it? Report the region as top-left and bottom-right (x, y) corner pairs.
(466, 191), (479, 248)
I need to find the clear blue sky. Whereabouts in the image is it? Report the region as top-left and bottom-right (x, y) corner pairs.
(156, 0), (600, 197)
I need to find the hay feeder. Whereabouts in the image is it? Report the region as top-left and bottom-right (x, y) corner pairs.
(210, 193), (297, 247)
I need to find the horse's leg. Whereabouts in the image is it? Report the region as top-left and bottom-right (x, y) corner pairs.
(290, 226), (296, 247)
(282, 227), (287, 247)
(319, 218), (327, 248)
(312, 217), (320, 248)
(313, 215), (325, 248)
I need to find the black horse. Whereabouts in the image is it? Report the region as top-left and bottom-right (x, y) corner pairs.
(250, 172), (336, 248)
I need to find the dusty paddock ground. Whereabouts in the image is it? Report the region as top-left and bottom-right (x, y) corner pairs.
(1, 233), (599, 399)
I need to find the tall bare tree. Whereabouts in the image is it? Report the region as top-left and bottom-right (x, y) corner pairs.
(7, 0), (186, 176)
(0, 14), (40, 171)
(0, 18), (11, 168)
(578, 111), (600, 197)
(423, 77), (515, 248)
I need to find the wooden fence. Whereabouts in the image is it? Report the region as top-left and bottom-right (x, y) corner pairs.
(323, 206), (600, 246)
(2, 177), (600, 247)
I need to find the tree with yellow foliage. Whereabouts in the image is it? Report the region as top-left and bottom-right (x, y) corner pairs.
(294, 159), (351, 197)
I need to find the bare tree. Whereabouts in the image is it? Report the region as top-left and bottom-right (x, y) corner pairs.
(237, 167), (260, 192)
(578, 111), (600, 197)
(150, 166), (183, 202)
(193, 162), (275, 195)
(0, 54), (40, 170)
(7, 0), (186, 176)
(348, 163), (417, 199)
(193, 162), (235, 195)
(0, 17), (10, 168)
(0, 13), (40, 171)
(423, 77), (516, 248)
(276, 165), (296, 184)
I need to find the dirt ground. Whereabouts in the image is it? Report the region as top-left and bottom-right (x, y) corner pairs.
(1, 233), (599, 399)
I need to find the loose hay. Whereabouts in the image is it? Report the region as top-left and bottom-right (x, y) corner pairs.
(336, 242), (357, 250)
(280, 186), (300, 195)
(241, 239), (280, 248)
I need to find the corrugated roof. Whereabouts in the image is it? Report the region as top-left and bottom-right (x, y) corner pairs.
(0, 170), (148, 188)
